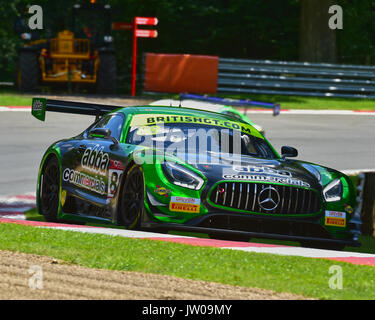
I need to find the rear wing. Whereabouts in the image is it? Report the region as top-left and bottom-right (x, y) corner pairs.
(31, 97), (121, 121)
(179, 93), (281, 116)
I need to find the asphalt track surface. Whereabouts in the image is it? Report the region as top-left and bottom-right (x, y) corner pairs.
(1, 104), (374, 195)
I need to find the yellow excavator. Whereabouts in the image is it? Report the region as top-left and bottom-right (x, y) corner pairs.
(15, 2), (116, 93)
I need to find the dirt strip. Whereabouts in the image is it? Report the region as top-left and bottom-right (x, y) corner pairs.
(0, 250), (310, 300)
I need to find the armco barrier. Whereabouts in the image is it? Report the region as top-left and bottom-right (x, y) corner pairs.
(143, 53), (375, 98)
(217, 58), (375, 98)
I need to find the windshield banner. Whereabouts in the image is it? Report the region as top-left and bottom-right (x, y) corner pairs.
(130, 114), (264, 139)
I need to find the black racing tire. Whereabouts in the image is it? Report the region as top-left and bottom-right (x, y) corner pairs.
(208, 232), (250, 242)
(299, 241), (345, 251)
(17, 51), (39, 92)
(118, 165), (145, 229)
(97, 52), (116, 94)
(39, 157), (60, 222)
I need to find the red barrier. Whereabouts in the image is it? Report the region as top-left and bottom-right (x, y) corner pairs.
(144, 53), (219, 94)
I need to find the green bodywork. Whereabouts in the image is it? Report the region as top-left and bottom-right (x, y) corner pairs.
(34, 100), (359, 244)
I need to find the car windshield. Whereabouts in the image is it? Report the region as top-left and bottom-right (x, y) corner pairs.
(126, 114), (276, 160)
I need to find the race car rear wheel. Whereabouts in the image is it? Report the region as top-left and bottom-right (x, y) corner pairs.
(118, 165), (144, 229)
(39, 157), (60, 222)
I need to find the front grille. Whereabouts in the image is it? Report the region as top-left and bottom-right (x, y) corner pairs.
(209, 182), (321, 215)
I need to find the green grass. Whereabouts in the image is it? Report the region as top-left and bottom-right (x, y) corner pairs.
(0, 221), (374, 300)
(215, 93), (375, 110)
(1, 87), (375, 110)
(24, 207), (375, 254)
(0, 89), (32, 106)
(144, 92), (375, 110)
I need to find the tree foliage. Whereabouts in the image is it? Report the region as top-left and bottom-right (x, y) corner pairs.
(0, 0), (374, 84)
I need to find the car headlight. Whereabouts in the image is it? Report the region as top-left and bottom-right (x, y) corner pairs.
(162, 161), (204, 190)
(323, 178), (343, 202)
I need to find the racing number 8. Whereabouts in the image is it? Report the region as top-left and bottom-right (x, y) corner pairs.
(108, 169), (122, 198)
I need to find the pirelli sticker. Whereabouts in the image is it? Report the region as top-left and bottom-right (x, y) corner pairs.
(130, 114), (263, 139)
(325, 211), (346, 227)
(169, 196), (201, 213)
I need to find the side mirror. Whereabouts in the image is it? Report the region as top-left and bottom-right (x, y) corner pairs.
(89, 128), (119, 149)
(90, 128), (111, 138)
(281, 146), (298, 160)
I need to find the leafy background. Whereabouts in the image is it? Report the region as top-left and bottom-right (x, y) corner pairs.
(1, 0), (375, 88)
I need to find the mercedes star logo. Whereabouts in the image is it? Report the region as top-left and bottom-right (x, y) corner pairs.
(258, 186), (280, 211)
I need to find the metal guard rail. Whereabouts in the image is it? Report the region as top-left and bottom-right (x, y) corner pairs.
(218, 58), (375, 99)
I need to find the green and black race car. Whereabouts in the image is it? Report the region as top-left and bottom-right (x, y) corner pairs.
(32, 97), (361, 250)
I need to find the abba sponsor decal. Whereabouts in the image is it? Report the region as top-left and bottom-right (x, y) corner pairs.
(169, 196), (200, 213)
(325, 211), (346, 227)
(81, 145), (109, 174)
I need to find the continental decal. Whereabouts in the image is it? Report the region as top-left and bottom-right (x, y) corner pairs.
(222, 174), (311, 188)
(130, 114), (263, 139)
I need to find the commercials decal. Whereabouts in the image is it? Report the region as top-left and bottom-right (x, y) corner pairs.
(64, 145), (125, 198)
(63, 168), (106, 195)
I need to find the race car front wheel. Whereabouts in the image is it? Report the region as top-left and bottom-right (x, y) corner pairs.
(119, 165), (145, 229)
(40, 157), (60, 222)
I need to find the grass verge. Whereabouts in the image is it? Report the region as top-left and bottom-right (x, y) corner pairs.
(1, 87), (375, 110)
(215, 93), (375, 110)
(1, 221), (375, 300)
(0, 89), (32, 106)
(24, 208), (375, 255)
